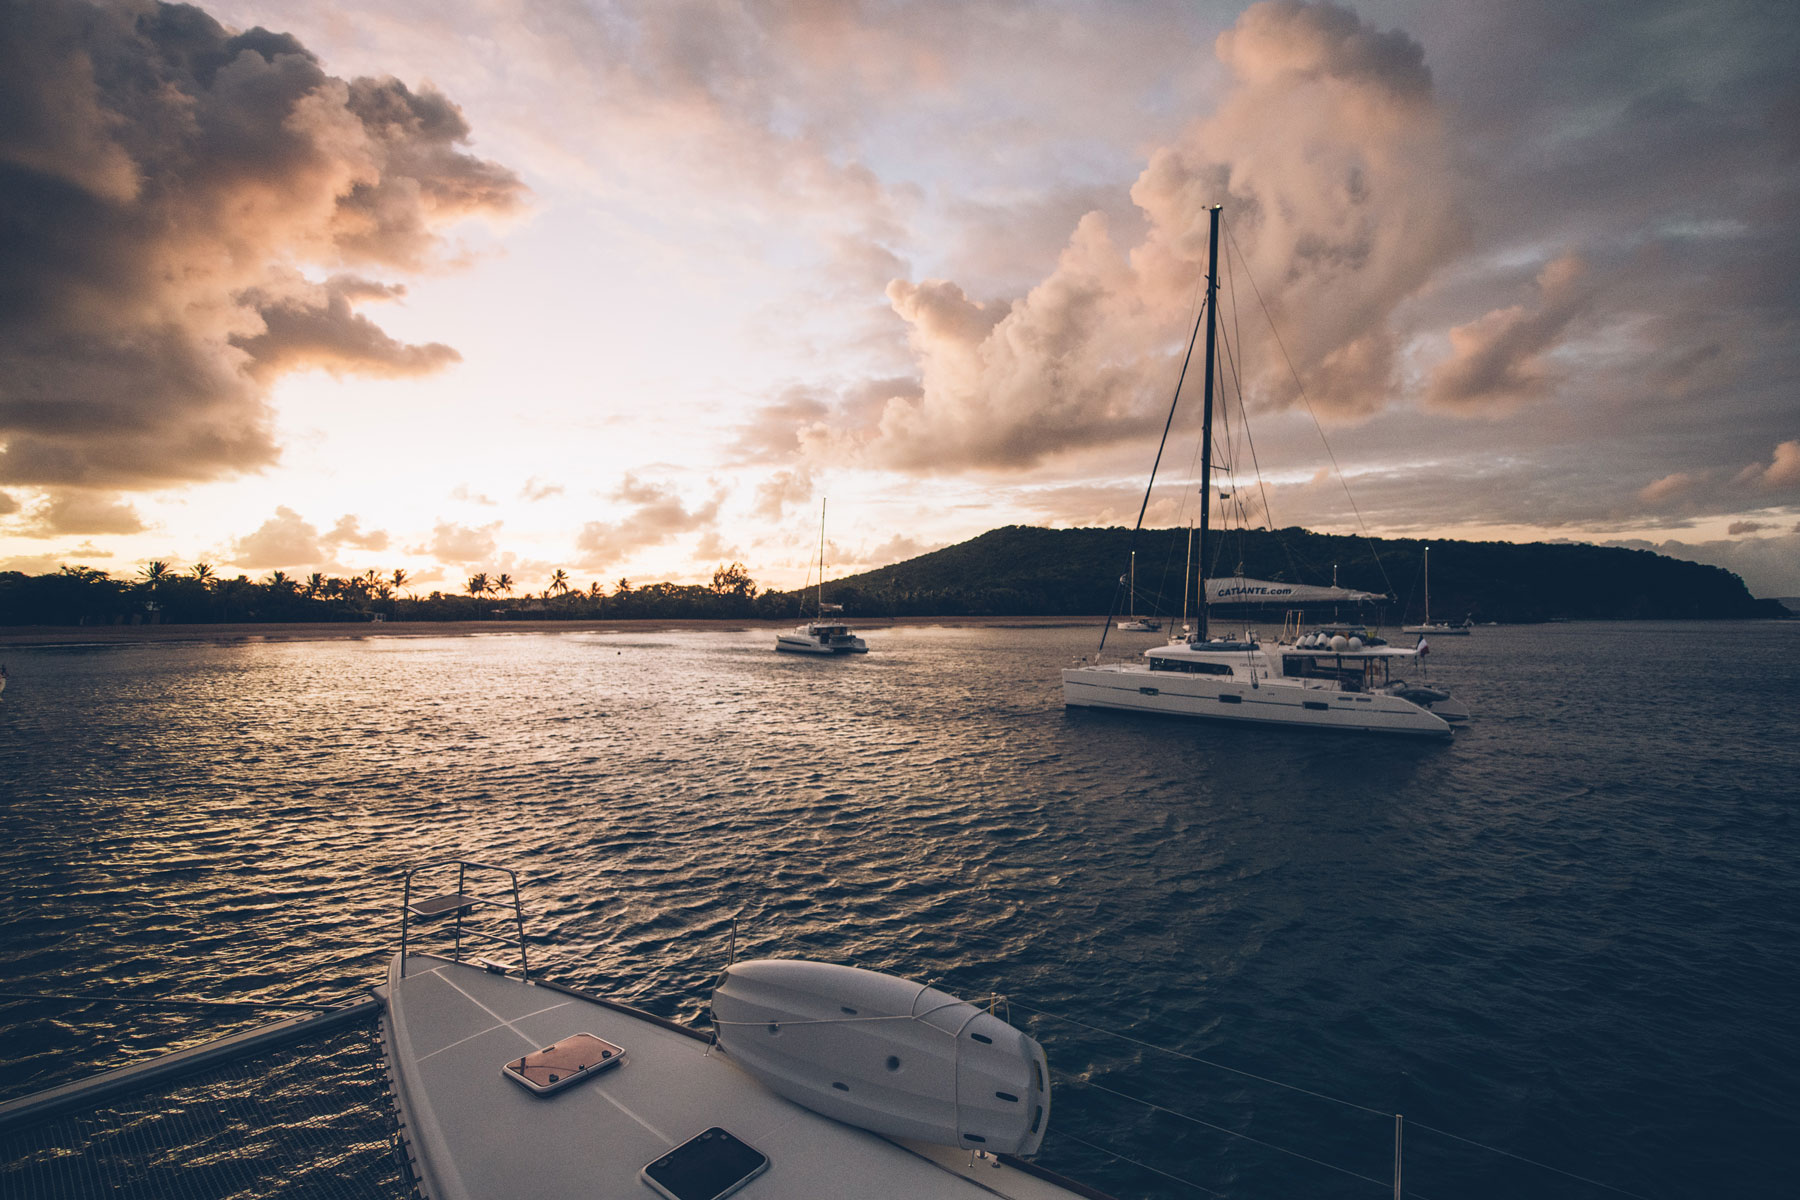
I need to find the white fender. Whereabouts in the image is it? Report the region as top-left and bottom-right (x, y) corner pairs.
(710, 959), (1049, 1155)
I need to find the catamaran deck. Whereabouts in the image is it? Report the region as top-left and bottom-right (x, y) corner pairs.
(381, 953), (1099, 1200)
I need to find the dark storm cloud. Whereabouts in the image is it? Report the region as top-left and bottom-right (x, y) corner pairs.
(0, 0), (524, 494)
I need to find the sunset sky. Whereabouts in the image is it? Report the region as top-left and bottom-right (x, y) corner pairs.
(3, 0), (1797, 597)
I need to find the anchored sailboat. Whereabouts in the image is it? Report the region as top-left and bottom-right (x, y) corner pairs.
(1062, 205), (1466, 735)
(1403, 546), (1471, 635)
(1116, 551), (1162, 632)
(775, 499), (869, 655)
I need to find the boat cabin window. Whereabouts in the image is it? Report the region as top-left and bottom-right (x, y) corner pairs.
(1150, 658), (1235, 676)
(1282, 655), (1365, 690)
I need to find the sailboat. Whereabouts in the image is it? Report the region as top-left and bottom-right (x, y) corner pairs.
(1061, 205), (1467, 735)
(775, 499), (869, 654)
(1115, 551), (1162, 631)
(1402, 546), (1471, 634)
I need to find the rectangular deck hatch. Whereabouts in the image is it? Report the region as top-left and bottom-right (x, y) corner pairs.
(501, 1032), (627, 1096)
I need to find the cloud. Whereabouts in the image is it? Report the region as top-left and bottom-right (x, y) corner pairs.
(422, 520), (502, 565)
(1727, 521), (1771, 535)
(227, 506), (325, 568)
(574, 475), (723, 564)
(860, 533), (939, 567)
(752, 467), (816, 522)
(1736, 440), (1800, 491)
(0, 491), (16, 516)
(231, 274), (461, 380)
(521, 477), (564, 502)
(1638, 472), (1697, 505)
(13, 491), (147, 537)
(738, 1), (1462, 477)
(693, 531), (740, 564)
(326, 514), (389, 551)
(451, 484), (496, 505)
(225, 505), (392, 567)
(0, 0), (524, 492)
(1426, 255), (1592, 410)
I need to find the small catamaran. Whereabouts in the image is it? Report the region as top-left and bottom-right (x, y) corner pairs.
(775, 499), (868, 655)
(1062, 205), (1467, 735)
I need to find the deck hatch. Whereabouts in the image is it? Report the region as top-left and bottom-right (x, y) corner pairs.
(501, 1032), (626, 1096)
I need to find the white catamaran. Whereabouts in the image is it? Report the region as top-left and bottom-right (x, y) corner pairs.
(776, 499), (869, 655)
(1062, 205), (1467, 736)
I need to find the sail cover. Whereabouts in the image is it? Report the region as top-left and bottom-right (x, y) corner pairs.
(1206, 577), (1385, 605)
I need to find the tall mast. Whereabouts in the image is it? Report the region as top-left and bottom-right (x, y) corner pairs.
(1197, 204), (1221, 642)
(1423, 545), (1430, 625)
(817, 498), (827, 618)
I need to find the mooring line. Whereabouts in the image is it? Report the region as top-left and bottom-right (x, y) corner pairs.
(1012, 1000), (1390, 1117)
(1071, 1075), (1391, 1191)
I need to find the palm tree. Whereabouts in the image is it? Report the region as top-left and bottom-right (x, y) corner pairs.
(265, 570), (294, 593)
(391, 568), (409, 596)
(305, 573), (325, 599)
(467, 573), (489, 598)
(495, 572), (514, 599)
(190, 562), (215, 586)
(138, 560), (171, 586)
(548, 569), (569, 597)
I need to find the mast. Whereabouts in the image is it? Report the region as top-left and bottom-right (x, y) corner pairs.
(1197, 204), (1221, 642)
(1423, 545), (1430, 625)
(1182, 524), (1194, 632)
(817, 498), (827, 619)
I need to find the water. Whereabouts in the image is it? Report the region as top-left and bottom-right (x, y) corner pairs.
(1, 621), (1795, 1199)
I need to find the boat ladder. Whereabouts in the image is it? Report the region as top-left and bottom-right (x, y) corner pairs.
(398, 859), (531, 980)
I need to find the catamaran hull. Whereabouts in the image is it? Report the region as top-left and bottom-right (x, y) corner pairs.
(775, 636), (867, 654)
(1061, 666), (1452, 736)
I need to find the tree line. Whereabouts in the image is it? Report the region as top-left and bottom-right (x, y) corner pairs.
(0, 560), (818, 626)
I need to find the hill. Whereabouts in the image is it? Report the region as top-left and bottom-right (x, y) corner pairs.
(780, 525), (1784, 623)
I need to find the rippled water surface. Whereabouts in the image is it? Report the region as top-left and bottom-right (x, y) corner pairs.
(2, 621), (1796, 1199)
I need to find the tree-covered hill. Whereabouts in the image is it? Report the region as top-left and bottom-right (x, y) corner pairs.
(792, 525), (1784, 623)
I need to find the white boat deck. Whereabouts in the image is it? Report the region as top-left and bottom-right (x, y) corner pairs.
(381, 954), (1097, 1200)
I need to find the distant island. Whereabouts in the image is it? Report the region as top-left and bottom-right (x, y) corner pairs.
(806, 525), (1786, 624)
(0, 526), (1785, 628)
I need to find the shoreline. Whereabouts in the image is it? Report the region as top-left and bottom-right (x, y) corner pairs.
(0, 615), (1102, 648)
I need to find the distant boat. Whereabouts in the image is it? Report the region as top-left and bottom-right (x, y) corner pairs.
(1063, 204), (1465, 735)
(776, 499), (869, 654)
(1403, 546), (1471, 635)
(1115, 552), (1162, 631)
